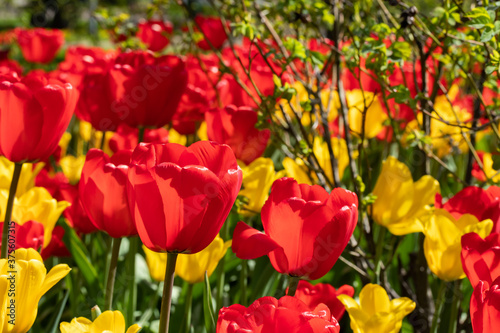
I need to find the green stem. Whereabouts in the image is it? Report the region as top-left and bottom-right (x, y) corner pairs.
(215, 256), (226, 311)
(1, 163), (22, 259)
(100, 130), (107, 150)
(180, 283), (194, 333)
(104, 237), (122, 310)
(126, 237), (138, 325)
(375, 226), (387, 263)
(287, 276), (300, 297)
(430, 280), (447, 333)
(159, 253), (178, 333)
(448, 280), (462, 333)
(240, 260), (248, 305)
(138, 127), (145, 143)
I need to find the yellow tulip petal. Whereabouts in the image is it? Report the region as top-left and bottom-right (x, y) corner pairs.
(39, 264), (71, 297)
(60, 155), (86, 185)
(176, 235), (229, 284)
(60, 317), (92, 333)
(13, 248), (43, 262)
(391, 297), (416, 317)
(125, 324), (142, 333)
(13, 259), (46, 333)
(405, 175), (440, 221)
(359, 284), (391, 316)
(282, 157), (312, 185)
(372, 157), (415, 228)
(143, 246), (167, 282)
(337, 294), (360, 311)
(91, 311), (126, 333)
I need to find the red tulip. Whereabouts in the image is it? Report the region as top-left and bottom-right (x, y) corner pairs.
(216, 74), (256, 107)
(108, 123), (169, 153)
(0, 59), (22, 76)
(220, 39), (279, 105)
(109, 51), (188, 128)
(194, 16), (228, 50)
(0, 220), (44, 251)
(79, 149), (136, 238)
(137, 20), (173, 52)
(205, 105), (271, 164)
(35, 169), (69, 197)
(293, 280), (354, 321)
(461, 232), (500, 288)
(0, 71), (77, 163)
(470, 277), (500, 333)
(436, 186), (500, 232)
(59, 183), (98, 234)
(16, 28), (64, 64)
(41, 225), (71, 259)
(217, 295), (340, 333)
(172, 82), (210, 135)
(58, 46), (120, 131)
(233, 177), (358, 280)
(127, 141), (242, 254)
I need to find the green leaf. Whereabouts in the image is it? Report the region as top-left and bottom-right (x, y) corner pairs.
(387, 85), (411, 104)
(486, 65), (497, 75)
(203, 272), (216, 333)
(466, 7), (492, 29)
(46, 290), (70, 333)
(492, 154), (500, 170)
(62, 223), (101, 293)
(284, 37), (306, 59)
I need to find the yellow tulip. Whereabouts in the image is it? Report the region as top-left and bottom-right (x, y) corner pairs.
(60, 310), (141, 333)
(283, 137), (352, 185)
(0, 187), (70, 248)
(238, 158), (285, 215)
(405, 87), (471, 157)
(167, 128), (188, 146)
(0, 248), (70, 333)
(143, 245), (167, 282)
(346, 89), (388, 139)
(423, 209), (492, 281)
(79, 121), (113, 156)
(79, 121), (93, 142)
(197, 121), (208, 141)
(371, 156), (440, 235)
(59, 155), (86, 185)
(58, 132), (72, 158)
(314, 136), (352, 183)
(0, 157), (44, 197)
(481, 152), (500, 182)
(338, 283), (415, 333)
(143, 235), (231, 284)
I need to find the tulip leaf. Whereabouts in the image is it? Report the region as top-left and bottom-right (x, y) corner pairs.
(46, 289), (70, 333)
(203, 271), (217, 333)
(62, 223), (101, 293)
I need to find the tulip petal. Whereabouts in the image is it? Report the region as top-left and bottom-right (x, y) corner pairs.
(232, 221), (282, 259)
(359, 284), (391, 316)
(39, 263), (71, 297)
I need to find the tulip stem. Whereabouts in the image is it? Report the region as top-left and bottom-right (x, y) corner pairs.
(287, 276), (300, 297)
(159, 252), (178, 333)
(1, 163), (22, 259)
(138, 127), (145, 143)
(100, 131), (107, 150)
(104, 237), (122, 310)
(430, 280), (447, 333)
(180, 282), (194, 333)
(126, 237), (138, 324)
(448, 280), (461, 333)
